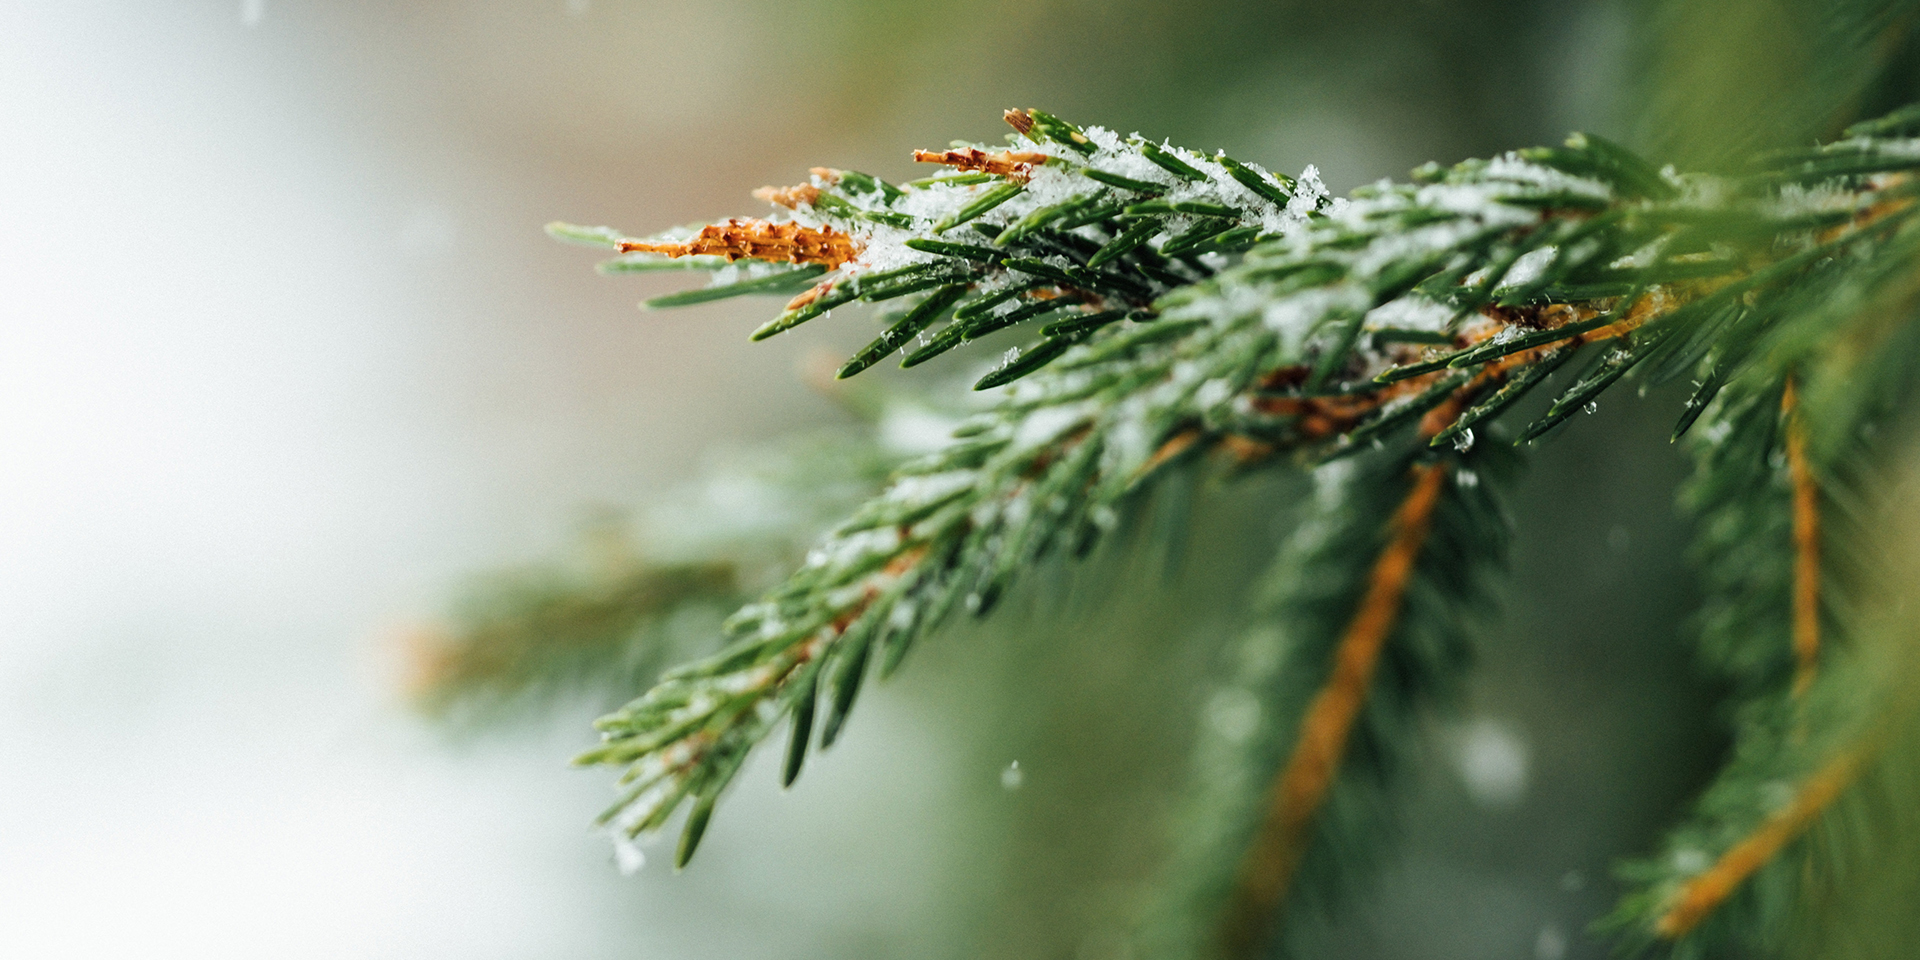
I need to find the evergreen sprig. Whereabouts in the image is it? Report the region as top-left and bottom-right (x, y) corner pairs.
(410, 426), (904, 723)
(537, 106), (1920, 953)
(1138, 435), (1521, 960)
(552, 108), (1322, 388)
(1602, 214), (1920, 956)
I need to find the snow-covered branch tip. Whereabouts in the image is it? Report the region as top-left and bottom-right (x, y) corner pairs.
(549, 106), (1920, 940)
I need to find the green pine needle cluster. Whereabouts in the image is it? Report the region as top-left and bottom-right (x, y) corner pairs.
(434, 96), (1920, 957)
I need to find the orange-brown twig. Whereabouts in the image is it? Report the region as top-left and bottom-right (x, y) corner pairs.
(1219, 460), (1452, 957)
(1251, 390), (1401, 439)
(783, 280), (835, 311)
(1242, 291), (1653, 444)
(753, 168), (862, 209)
(620, 219), (861, 268)
(911, 147), (1052, 181)
(1137, 428), (1204, 480)
(1578, 287), (1672, 344)
(822, 543), (929, 634)
(752, 183), (823, 210)
(1782, 378), (1822, 698)
(1654, 745), (1866, 937)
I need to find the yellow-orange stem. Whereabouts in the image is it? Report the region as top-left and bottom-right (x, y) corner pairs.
(751, 183), (823, 210)
(1782, 378), (1822, 698)
(1218, 461), (1450, 956)
(1138, 428), (1203, 479)
(1654, 746), (1864, 937)
(911, 147), (1051, 180)
(620, 219), (860, 268)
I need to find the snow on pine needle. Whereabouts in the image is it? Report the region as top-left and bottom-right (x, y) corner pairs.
(552, 106), (1920, 892)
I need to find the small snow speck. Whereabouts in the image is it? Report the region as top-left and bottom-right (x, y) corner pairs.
(1534, 924), (1568, 960)
(1000, 761), (1024, 790)
(613, 835), (646, 875)
(1454, 717), (1529, 808)
(1205, 688), (1261, 743)
(1671, 848), (1711, 874)
(1500, 246), (1558, 290)
(1759, 779), (1796, 812)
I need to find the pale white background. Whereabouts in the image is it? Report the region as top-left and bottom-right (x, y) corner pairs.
(0, 3), (961, 957)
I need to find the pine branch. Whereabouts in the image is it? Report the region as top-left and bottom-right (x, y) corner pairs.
(1604, 190), (1920, 954)
(407, 555), (737, 719)
(1654, 745), (1870, 939)
(408, 428), (902, 721)
(1605, 660), (1907, 958)
(551, 107), (1322, 382)
(555, 107), (1920, 897)
(1136, 431), (1520, 960)
(1783, 377), (1824, 697)
(1600, 125), (1920, 945)
(1220, 458), (1452, 949)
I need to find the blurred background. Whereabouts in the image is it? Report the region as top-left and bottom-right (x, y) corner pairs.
(1, 2), (1905, 958)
